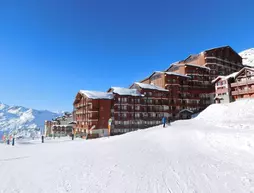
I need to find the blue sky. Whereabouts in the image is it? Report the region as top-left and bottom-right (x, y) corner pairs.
(0, 0), (254, 111)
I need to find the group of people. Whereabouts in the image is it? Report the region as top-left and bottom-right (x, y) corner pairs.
(1, 134), (15, 146)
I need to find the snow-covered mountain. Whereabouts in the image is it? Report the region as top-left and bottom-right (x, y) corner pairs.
(239, 48), (254, 67)
(0, 102), (62, 133)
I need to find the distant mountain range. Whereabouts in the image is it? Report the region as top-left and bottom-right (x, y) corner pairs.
(0, 102), (62, 134)
(239, 48), (254, 67)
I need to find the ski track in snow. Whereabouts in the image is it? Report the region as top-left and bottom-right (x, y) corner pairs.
(1, 100), (254, 193)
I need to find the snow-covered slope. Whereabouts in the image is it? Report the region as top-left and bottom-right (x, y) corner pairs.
(1, 99), (254, 193)
(0, 102), (61, 133)
(196, 99), (254, 129)
(239, 48), (254, 67)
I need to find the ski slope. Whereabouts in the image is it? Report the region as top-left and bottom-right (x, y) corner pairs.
(1, 100), (254, 193)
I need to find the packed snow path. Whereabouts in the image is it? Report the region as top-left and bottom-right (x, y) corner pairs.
(1, 100), (254, 193)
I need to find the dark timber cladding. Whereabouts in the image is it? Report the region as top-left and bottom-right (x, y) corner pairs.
(231, 67), (254, 100)
(176, 46), (243, 80)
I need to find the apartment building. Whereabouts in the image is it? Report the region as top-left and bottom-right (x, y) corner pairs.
(108, 84), (169, 135)
(231, 67), (254, 100)
(130, 82), (170, 122)
(107, 87), (143, 135)
(140, 63), (212, 118)
(44, 112), (74, 137)
(212, 72), (238, 104)
(73, 90), (113, 138)
(177, 46), (243, 80)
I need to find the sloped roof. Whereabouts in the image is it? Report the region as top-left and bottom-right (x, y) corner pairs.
(179, 109), (193, 114)
(133, 82), (168, 92)
(211, 71), (238, 83)
(164, 72), (191, 78)
(203, 45), (241, 58)
(79, 90), (114, 99)
(110, 87), (142, 96)
(234, 67), (254, 79)
(184, 63), (210, 70)
(203, 45), (230, 52)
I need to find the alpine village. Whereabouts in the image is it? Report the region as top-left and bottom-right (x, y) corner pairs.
(44, 45), (254, 139)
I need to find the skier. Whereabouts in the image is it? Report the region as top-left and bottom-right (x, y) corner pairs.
(162, 116), (166, 128)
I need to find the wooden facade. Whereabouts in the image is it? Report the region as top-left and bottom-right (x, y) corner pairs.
(73, 90), (113, 138)
(231, 68), (254, 100)
(176, 46), (243, 81)
(108, 85), (169, 135)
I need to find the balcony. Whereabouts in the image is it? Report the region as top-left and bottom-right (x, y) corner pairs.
(232, 89), (254, 95)
(231, 79), (254, 87)
(216, 88), (228, 94)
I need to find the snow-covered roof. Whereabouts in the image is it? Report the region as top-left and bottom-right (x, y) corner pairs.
(184, 63), (210, 70)
(110, 87), (142, 96)
(133, 82), (168, 92)
(179, 109), (193, 114)
(234, 67), (254, 79)
(211, 71), (239, 83)
(214, 96), (223, 100)
(164, 72), (191, 78)
(79, 90), (114, 100)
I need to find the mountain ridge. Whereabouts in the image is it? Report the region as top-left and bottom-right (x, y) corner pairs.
(0, 102), (62, 133)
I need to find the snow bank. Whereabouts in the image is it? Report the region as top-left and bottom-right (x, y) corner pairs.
(195, 99), (254, 130)
(1, 100), (254, 193)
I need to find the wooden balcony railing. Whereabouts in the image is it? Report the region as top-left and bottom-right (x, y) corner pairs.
(231, 79), (254, 87)
(232, 89), (254, 95)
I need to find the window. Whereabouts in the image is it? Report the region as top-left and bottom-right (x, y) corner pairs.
(135, 106), (140, 110)
(122, 105), (127, 110)
(135, 113), (140, 118)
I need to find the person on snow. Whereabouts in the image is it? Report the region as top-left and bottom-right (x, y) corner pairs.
(162, 116), (166, 128)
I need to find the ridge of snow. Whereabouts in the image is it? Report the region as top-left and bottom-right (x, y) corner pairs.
(239, 48), (254, 67)
(134, 82), (168, 92)
(211, 71), (239, 83)
(110, 87), (142, 96)
(79, 90), (114, 99)
(195, 99), (254, 129)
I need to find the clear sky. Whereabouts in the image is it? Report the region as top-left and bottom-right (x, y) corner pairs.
(0, 0), (254, 111)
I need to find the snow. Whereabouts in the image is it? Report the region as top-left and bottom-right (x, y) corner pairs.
(0, 102), (62, 134)
(165, 72), (191, 78)
(1, 99), (254, 192)
(110, 87), (142, 96)
(153, 71), (191, 79)
(239, 48), (254, 67)
(79, 90), (114, 100)
(184, 63), (210, 70)
(133, 82), (168, 91)
(179, 109), (193, 113)
(211, 71), (239, 83)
